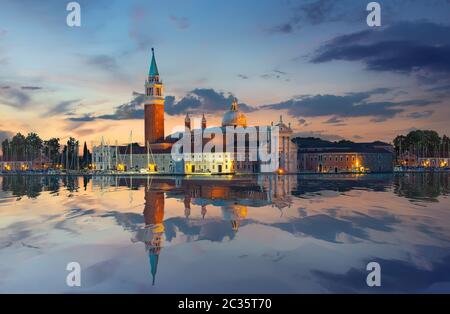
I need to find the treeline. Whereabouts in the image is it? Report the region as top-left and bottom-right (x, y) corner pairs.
(393, 130), (450, 158)
(1, 132), (92, 169)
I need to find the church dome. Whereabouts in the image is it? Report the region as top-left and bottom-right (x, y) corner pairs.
(222, 99), (247, 127)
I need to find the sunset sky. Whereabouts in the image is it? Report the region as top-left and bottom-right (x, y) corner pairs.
(1, 0), (450, 148)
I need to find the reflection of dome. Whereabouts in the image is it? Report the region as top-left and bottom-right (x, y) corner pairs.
(222, 99), (247, 127)
(222, 203), (247, 220)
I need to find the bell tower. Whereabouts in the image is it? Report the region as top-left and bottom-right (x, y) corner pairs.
(144, 48), (165, 145)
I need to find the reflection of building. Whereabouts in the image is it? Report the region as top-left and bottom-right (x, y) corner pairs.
(131, 188), (165, 285)
(93, 49), (298, 174)
(418, 157), (449, 168)
(297, 140), (394, 173)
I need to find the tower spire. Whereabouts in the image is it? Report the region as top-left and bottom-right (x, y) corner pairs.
(149, 48), (159, 77)
(201, 113), (207, 129)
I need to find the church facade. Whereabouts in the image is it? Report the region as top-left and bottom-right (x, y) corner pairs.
(93, 49), (297, 174)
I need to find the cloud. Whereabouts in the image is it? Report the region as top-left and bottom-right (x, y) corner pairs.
(267, 23), (293, 34)
(165, 88), (255, 115)
(67, 114), (97, 122)
(299, 0), (340, 25)
(84, 54), (120, 73)
(262, 88), (434, 122)
(237, 74), (249, 79)
(68, 89), (256, 122)
(267, 0), (359, 34)
(97, 92), (145, 120)
(44, 99), (81, 117)
(169, 15), (190, 30)
(324, 116), (345, 124)
(21, 86), (42, 90)
(298, 118), (310, 126)
(0, 86), (31, 109)
(68, 92), (145, 122)
(407, 110), (434, 119)
(292, 131), (344, 142)
(310, 21), (450, 80)
(260, 70), (289, 81)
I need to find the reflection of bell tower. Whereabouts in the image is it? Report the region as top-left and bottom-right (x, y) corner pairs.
(201, 204), (207, 219)
(144, 48), (165, 145)
(143, 189), (165, 286)
(184, 195), (191, 218)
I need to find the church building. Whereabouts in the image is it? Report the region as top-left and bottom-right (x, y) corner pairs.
(93, 49), (297, 174)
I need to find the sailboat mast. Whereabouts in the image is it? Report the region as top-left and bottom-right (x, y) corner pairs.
(115, 140), (118, 170)
(130, 131), (133, 171)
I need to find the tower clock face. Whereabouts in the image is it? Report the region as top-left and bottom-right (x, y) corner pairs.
(1, 0), (450, 299)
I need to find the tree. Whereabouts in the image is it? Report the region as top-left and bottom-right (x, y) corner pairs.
(442, 135), (450, 158)
(44, 138), (61, 165)
(11, 133), (26, 161)
(25, 132), (43, 161)
(1, 139), (10, 161)
(65, 137), (79, 170)
(393, 135), (407, 158)
(82, 141), (91, 168)
(395, 130), (443, 159)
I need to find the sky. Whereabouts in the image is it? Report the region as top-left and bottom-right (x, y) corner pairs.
(1, 0), (450, 147)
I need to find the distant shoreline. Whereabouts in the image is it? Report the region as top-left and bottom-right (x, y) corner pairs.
(0, 170), (448, 177)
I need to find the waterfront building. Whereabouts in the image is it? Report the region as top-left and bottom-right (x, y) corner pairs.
(0, 155), (53, 171)
(93, 49), (297, 174)
(296, 139), (394, 173)
(397, 151), (419, 167)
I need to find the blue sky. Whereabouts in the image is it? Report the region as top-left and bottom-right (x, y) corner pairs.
(1, 0), (450, 145)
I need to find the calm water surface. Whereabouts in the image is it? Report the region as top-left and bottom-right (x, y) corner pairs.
(0, 174), (449, 293)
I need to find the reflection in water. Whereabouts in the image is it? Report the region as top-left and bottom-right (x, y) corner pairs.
(131, 189), (165, 285)
(0, 173), (450, 292)
(394, 173), (449, 202)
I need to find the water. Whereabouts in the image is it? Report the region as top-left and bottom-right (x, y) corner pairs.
(0, 173), (449, 293)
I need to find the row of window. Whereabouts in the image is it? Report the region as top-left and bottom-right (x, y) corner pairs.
(300, 154), (384, 162)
